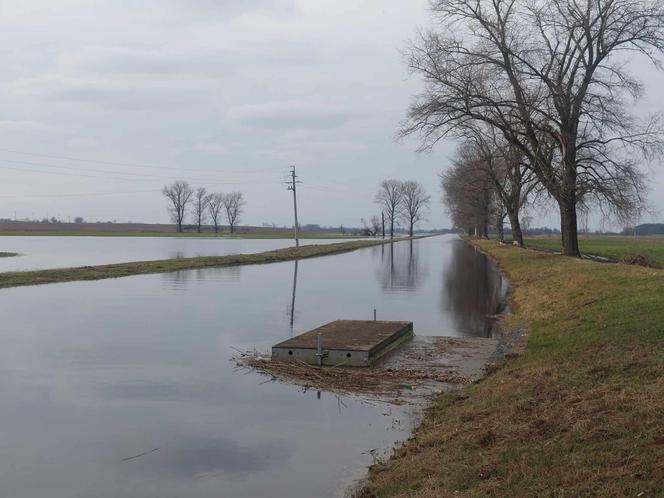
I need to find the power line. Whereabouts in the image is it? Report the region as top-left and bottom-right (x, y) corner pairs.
(0, 162), (283, 186)
(0, 189), (160, 199)
(0, 157), (284, 184)
(0, 146), (278, 175)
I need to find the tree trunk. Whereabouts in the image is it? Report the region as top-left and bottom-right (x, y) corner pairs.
(560, 201), (580, 257)
(496, 217), (504, 243)
(409, 222), (414, 237)
(214, 223), (218, 234)
(390, 219), (394, 239)
(508, 211), (523, 247)
(559, 158), (581, 257)
(230, 223), (234, 234)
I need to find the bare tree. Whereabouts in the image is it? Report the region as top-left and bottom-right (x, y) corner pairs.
(207, 192), (224, 234)
(403, 0), (664, 256)
(222, 192), (245, 234)
(458, 127), (540, 246)
(192, 187), (207, 233)
(399, 180), (431, 236)
(162, 180), (194, 233)
(441, 152), (496, 238)
(370, 215), (382, 237)
(360, 215), (382, 237)
(375, 180), (404, 239)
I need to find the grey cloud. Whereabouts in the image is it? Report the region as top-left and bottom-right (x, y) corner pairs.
(227, 99), (356, 130)
(7, 75), (211, 111)
(150, 0), (298, 22)
(58, 47), (232, 77)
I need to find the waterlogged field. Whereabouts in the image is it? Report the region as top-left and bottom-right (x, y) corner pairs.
(0, 236), (353, 272)
(525, 234), (664, 266)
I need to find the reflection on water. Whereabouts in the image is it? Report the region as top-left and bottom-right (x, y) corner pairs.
(0, 235), (504, 498)
(133, 436), (294, 478)
(376, 240), (427, 292)
(442, 240), (506, 336)
(164, 266), (243, 290)
(289, 259), (299, 333)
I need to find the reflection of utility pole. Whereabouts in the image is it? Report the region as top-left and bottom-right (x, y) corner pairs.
(286, 166), (302, 247)
(289, 259), (299, 334)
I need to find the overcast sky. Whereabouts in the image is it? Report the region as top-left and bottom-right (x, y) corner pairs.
(0, 0), (662, 229)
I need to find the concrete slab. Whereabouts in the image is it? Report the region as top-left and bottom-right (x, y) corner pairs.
(272, 320), (414, 367)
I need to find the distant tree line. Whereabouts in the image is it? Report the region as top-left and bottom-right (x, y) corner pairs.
(364, 179), (431, 238)
(622, 223), (664, 236)
(162, 180), (245, 233)
(402, 0), (664, 256)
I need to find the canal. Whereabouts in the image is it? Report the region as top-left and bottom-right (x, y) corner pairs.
(0, 235), (504, 497)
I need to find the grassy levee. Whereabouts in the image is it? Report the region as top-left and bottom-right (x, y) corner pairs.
(360, 240), (663, 497)
(0, 238), (414, 290)
(525, 234), (664, 267)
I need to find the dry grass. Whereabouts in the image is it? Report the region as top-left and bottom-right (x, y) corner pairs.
(359, 241), (664, 497)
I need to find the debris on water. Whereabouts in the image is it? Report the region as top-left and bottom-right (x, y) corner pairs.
(233, 349), (471, 404)
(233, 335), (518, 405)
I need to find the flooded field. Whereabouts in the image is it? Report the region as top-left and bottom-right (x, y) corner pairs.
(0, 236), (354, 272)
(0, 235), (505, 497)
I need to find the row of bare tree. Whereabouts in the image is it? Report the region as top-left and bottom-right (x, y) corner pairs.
(402, 0), (664, 256)
(368, 179), (431, 238)
(162, 180), (245, 233)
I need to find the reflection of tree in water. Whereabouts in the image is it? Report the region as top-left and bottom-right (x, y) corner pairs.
(164, 266), (242, 290)
(442, 241), (504, 337)
(377, 241), (427, 291)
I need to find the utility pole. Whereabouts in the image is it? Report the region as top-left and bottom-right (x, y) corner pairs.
(286, 165), (301, 247)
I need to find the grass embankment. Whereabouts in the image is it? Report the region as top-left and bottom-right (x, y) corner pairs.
(0, 252), (18, 257)
(361, 241), (663, 497)
(0, 238), (410, 290)
(525, 234), (664, 267)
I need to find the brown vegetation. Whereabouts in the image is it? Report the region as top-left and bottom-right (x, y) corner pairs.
(358, 240), (663, 497)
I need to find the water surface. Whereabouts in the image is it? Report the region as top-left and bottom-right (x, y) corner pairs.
(0, 236), (349, 272)
(0, 235), (504, 497)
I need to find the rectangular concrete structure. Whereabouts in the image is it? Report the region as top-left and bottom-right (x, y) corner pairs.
(272, 320), (414, 367)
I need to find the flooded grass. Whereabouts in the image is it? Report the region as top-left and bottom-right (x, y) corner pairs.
(359, 240), (664, 497)
(0, 238), (415, 289)
(0, 251), (18, 257)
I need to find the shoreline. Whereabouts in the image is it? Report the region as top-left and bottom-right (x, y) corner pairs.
(357, 239), (663, 497)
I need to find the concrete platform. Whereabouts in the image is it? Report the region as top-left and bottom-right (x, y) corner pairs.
(272, 320), (414, 367)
